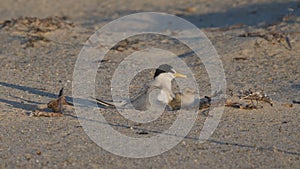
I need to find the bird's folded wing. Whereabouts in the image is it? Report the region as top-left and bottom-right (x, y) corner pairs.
(93, 82), (156, 110)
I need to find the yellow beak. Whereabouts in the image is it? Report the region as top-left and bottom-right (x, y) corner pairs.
(174, 73), (187, 78)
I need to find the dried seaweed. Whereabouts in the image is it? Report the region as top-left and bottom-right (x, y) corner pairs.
(30, 87), (73, 117)
(47, 87), (73, 113)
(239, 89), (273, 107)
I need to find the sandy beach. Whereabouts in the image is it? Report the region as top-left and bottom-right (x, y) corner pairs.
(0, 0), (299, 168)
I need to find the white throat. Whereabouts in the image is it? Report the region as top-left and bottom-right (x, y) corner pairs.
(153, 72), (175, 104)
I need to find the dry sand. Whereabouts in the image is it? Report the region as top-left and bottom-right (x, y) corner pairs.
(0, 0), (300, 168)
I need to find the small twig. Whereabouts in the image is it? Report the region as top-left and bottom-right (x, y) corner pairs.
(292, 100), (300, 105)
(285, 36), (292, 50)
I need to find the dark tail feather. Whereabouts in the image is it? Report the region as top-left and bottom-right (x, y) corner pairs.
(91, 97), (115, 108)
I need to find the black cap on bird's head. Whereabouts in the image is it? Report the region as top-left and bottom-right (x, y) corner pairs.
(154, 64), (175, 78)
(153, 64), (187, 79)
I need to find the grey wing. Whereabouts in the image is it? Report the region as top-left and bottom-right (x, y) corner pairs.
(126, 84), (151, 111)
(129, 80), (163, 110)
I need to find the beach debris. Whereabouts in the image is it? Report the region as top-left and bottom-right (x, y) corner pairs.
(225, 99), (256, 109)
(46, 87), (73, 113)
(30, 87), (73, 117)
(171, 88), (272, 110)
(292, 100), (300, 105)
(239, 89), (273, 107)
(199, 96), (212, 109)
(238, 31), (292, 50)
(233, 57), (248, 61)
(135, 131), (149, 135)
(285, 36), (292, 50)
(215, 88), (274, 109)
(281, 103), (293, 108)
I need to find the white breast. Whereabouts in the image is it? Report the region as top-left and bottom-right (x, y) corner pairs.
(157, 89), (173, 104)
